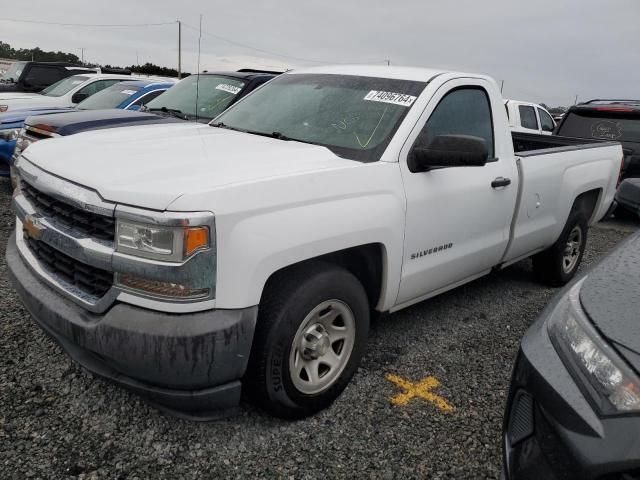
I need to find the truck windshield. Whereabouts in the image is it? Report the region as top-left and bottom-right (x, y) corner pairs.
(145, 75), (246, 121)
(41, 76), (90, 97)
(213, 73), (427, 162)
(558, 111), (640, 144)
(1, 62), (26, 83)
(76, 83), (143, 110)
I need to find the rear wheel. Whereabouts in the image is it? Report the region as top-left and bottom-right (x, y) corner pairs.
(533, 209), (588, 286)
(247, 262), (370, 419)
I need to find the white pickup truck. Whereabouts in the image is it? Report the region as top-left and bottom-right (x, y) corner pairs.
(0, 73), (138, 112)
(7, 65), (622, 419)
(505, 99), (556, 135)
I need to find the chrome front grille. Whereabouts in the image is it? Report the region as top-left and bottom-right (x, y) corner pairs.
(23, 234), (113, 298)
(22, 181), (115, 241)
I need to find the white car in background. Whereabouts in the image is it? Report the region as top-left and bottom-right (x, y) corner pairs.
(505, 99), (556, 135)
(0, 73), (142, 112)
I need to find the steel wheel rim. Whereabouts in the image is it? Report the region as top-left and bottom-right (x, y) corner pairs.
(562, 226), (583, 273)
(289, 299), (356, 395)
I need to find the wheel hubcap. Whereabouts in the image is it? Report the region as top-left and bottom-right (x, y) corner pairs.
(562, 226), (583, 274)
(289, 300), (356, 395)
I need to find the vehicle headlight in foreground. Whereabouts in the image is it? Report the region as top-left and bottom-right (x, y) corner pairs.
(549, 279), (640, 414)
(0, 127), (20, 142)
(116, 220), (210, 262)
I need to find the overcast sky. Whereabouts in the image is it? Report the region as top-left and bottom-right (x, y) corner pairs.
(2, 0), (638, 105)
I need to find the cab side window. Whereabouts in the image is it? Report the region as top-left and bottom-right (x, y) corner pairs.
(518, 105), (538, 130)
(538, 108), (555, 132)
(78, 79), (123, 97)
(414, 87), (494, 158)
(132, 89), (165, 107)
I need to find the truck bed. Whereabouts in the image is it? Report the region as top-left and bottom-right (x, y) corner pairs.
(512, 132), (616, 157)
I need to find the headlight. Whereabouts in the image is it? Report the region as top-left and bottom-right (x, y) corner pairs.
(549, 279), (640, 413)
(12, 128), (31, 159)
(116, 220), (210, 262)
(0, 127), (20, 142)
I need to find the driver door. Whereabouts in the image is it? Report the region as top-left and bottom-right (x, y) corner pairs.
(396, 78), (518, 306)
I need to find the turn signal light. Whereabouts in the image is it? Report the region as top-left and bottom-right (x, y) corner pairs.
(185, 226), (209, 256)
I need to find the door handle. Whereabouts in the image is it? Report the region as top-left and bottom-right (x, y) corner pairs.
(491, 177), (511, 188)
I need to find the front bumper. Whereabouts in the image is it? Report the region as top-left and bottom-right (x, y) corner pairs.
(503, 308), (640, 479)
(7, 232), (258, 418)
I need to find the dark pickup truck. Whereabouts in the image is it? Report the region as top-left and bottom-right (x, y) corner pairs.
(0, 62), (96, 94)
(555, 100), (640, 218)
(555, 100), (640, 180)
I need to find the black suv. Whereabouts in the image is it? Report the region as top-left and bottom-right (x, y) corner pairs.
(555, 99), (640, 180)
(0, 61), (96, 93)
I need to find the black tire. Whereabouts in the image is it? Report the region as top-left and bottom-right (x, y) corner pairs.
(533, 209), (588, 287)
(247, 262), (370, 419)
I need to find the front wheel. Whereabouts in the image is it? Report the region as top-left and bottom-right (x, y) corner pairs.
(533, 210), (588, 286)
(247, 262), (370, 419)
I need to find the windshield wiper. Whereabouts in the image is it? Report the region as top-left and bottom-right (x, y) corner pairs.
(148, 107), (188, 120)
(210, 122), (244, 132)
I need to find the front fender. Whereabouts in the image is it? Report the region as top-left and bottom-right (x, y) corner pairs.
(208, 164), (406, 310)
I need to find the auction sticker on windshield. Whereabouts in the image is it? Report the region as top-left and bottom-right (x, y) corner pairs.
(216, 84), (242, 95)
(364, 90), (417, 107)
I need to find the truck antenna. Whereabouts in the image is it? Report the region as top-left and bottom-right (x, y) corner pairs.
(195, 14), (203, 123)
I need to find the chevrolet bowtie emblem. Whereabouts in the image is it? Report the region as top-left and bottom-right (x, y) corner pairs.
(24, 214), (44, 240)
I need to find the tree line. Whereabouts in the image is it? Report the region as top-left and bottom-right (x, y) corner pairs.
(1, 41), (188, 78)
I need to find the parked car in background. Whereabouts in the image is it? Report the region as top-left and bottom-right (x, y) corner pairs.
(7, 65), (622, 419)
(0, 61), (96, 95)
(505, 99), (556, 135)
(503, 231), (640, 480)
(140, 69), (280, 122)
(615, 178), (640, 219)
(0, 73), (136, 112)
(7, 69), (279, 183)
(556, 100), (640, 181)
(0, 79), (175, 177)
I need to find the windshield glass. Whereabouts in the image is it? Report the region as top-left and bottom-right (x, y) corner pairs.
(41, 75), (89, 97)
(213, 73), (427, 162)
(1, 62), (26, 82)
(558, 111), (640, 143)
(77, 83), (143, 110)
(145, 74), (246, 120)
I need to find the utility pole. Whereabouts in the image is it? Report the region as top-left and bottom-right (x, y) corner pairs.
(136, 51), (139, 66)
(500, 80), (504, 93)
(177, 20), (182, 79)
(574, 94), (578, 105)
(385, 59), (390, 66)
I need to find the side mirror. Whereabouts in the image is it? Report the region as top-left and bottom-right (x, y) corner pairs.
(409, 135), (489, 172)
(72, 92), (89, 104)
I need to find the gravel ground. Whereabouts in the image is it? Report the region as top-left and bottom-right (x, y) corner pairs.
(0, 176), (637, 480)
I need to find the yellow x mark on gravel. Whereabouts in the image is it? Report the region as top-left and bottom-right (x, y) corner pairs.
(386, 374), (455, 412)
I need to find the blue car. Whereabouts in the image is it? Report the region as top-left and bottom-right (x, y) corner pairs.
(0, 79), (174, 175)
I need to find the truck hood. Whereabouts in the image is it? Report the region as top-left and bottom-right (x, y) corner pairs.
(0, 95), (65, 111)
(25, 109), (180, 136)
(22, 122), (356, 210)
(0, 107), (73, 126)
(580, 232), (640, 371)
(0, 92), (43, 101)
